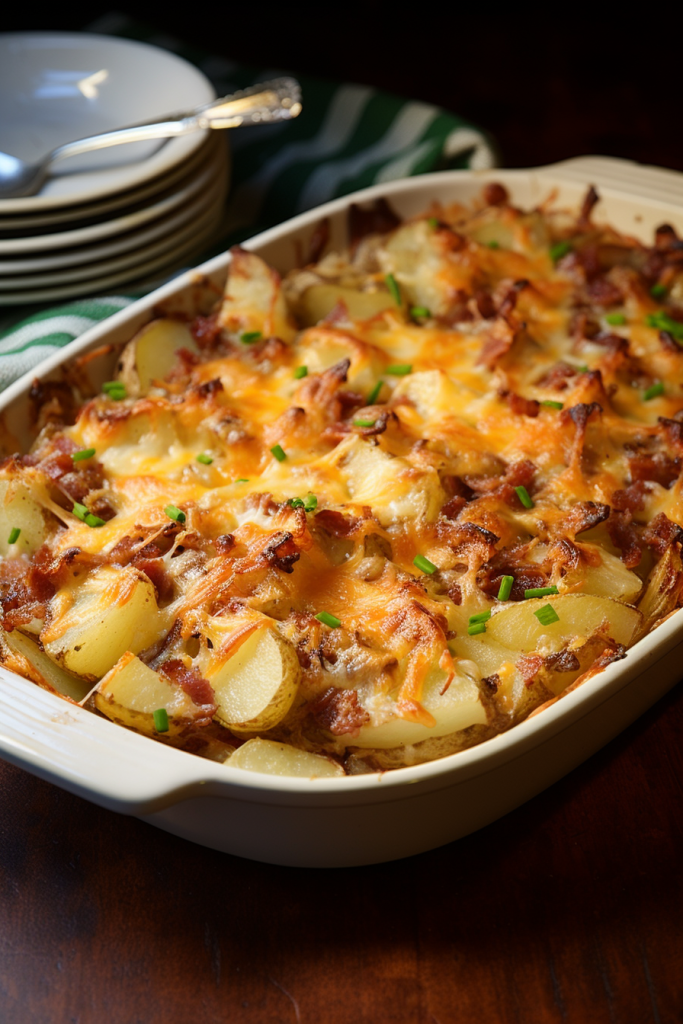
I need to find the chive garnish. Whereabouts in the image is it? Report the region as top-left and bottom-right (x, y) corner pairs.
(524, 586), (559, 599)
(288, 494), (317, 511)
(534, 604), (560, 626)
(645, 311), (683, 341)
(72, 503), (88, 521)
(196, 453), (213, 465)
(469, 610), (491, 624)
(85, 513), (106, 528)
(241, 331), (262, 344)
(353, 418), (376, 428)
(386, 363), (412, 376)
(550, 241), (572, 262)
(270, 444), (287, 462)
(427, 217), (440, 229)
(413, 553), (437, 575)
(650, 283), (667, 299)
(385, 273), (402, 306)
(316, 611), (341, 628)
(468, 622), (487, 636)
(487, 240), (500, 249)
(164, 505), (186, 524)
(153, 708), (169, 733)
(644, 382), (665, 401)
(515, 485), (534, 509)
(102, 381), (126, 400)
(72, 447), (96, 462)
(7, 527), (20, 545)
(497, 575), (514, 601)
(605, 312), (627, 326)
(294, 366), (308, 379)
(234, 478), (249, 484)
(577, 364), (590, 373)
(410, 306), (431, 319)
(541, 400), (563, 410)
(367, 381), (383, 405)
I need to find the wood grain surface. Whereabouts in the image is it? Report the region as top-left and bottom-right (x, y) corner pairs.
(1, 7), (683, 1022)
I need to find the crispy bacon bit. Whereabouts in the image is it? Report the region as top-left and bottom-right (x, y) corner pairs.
(483, 182), (509, 207)
(578, 185), (600, 228)
(570, 309), (601, 340)
(193, 378), (224, 400)
(536, 362), (577, 390)
(628, 452), (680, 488)
(309, 686), (370, 736)
(479, 317), (517, 369)
(659, 417), (683, 449)
(659, 330), (683, 354)
(507, 392), (540, 418)
(262, 531), (300, 573)
(215, 534), (236, 556)
(308, 217), (330, 264)
(160, 660), (216, 714)
(478, 562), (547, 602)
(586, 277), (623, 307)
(607, 511), (642, 568)
(555, 501), (610, 538)
(135, 560), (174, 603)
(612, 483), (647, 513)
(481, 674), (499, 694)
(517, 653), (543, 684)
(642, 513), (683, 559)
(498, 279), (529, 321)
(654, 224), (680, 251)
(475, 289), (497, 319)
(28, 379), (77, 429)
(314, 509), (363, 538)
(441, 496), (468, 520)
(191, 313), (222, 351)
(348, 198), (401, 251)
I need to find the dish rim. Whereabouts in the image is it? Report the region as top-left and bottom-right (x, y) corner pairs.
(1, 155), (682, 812)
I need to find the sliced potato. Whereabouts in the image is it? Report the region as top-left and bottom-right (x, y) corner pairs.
(298, 283), (394, 325)
(207, 625), (300, 733)
(228, 738), (345, 778)
(337, 436), (444, 524)
(117, 318), (199, 396)
(635, 546), (683, 640)
(219, 248), (296, 343)
(0, 626), (91, 702)
(560, 544), (642, 603)
(486, 594), (641, 655)
(0, 477), (49, 556)
(42, 566), (164, 680)
(450, 634), (517, 678)
(350, 666), (487, 749)
(95, 652), (204, 737)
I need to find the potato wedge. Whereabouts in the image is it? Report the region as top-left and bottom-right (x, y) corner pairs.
(42, 566), (165, 680)
(560, 544), (642, 603)
(298, 283), (394, 326)
(117, 318), (199, 396)
(635, 546), (683, 640)
(0, 476), (50, 556)
(207, 625), (300, 733)
(228, 738), (344, 778)
(0, 626), (91, 702)
(486, 594), (641, 655)
(218, 248), (296, 343)
(95, 652), (204, 737)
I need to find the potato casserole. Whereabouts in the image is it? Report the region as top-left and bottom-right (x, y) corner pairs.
(1, 182), (682, 777)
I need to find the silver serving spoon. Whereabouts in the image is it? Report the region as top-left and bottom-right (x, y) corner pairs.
(0, 77), (302, 200)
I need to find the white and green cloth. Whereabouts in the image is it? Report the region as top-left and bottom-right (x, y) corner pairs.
(0, 15), (497, 391)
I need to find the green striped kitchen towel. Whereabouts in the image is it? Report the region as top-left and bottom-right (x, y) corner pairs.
(0, 14), (497, 391)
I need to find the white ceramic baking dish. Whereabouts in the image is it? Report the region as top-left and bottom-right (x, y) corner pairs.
(1, 156), (682, 868)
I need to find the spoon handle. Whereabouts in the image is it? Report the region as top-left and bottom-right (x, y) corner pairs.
(49, 77), (302, 167)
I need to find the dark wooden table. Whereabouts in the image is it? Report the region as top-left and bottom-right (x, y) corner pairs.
(2, 9), (683, 1022)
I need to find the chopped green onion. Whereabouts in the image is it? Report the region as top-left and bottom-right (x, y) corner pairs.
(541, 400), (563, 410)
(413, 553), (437, 575)
(316, 611), (341, 629)
(644, 382), (665, 401)
(487, 240), (500, 249)
(240, 331), (262, 344)
(469, 610), (491, 624)
(515, 485), (534, 509)
(234, 478), (249, 484)
(270, 444), (287, 462)
(164, 505), (186, 524)
(386, 363), (412, 376)
(72, 503), (88, 521)
(294, 365), (308, 379)
(534, 603), (560, 626)
(288, 494), (317, 512)
(524, 586), (559, 599)
(353, 418), (376, 427)
(605, 312), (627, 326)
(468, 622), (487, 636)
(410, 306), (431, 319)
(645, 311), (683, 341)
(72, 447), (96, 462)
(427, 217), (440, 229)
(497, 575), (514, 601)
(577, 364), (590, 373)
(367, 381), (383, 405)
(85, 513), (106, 528)
(153, 708), (169, 733)
(385, 273), (402, 306)
(550, 240), (572, 262)
(102, 381), (127, 400)
(196, 453), (213, 465)
(650, 283), (667, 299)
(7, 527), (20, 545)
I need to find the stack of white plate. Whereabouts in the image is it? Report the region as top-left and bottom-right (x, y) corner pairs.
(0, 33), (230, 305)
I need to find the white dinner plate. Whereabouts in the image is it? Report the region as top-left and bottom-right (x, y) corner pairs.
(0, 32), (215, 213)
